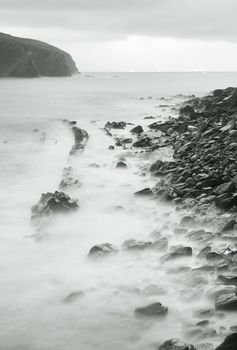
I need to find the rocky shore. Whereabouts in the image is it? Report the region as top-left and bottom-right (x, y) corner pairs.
(101, 87), (237, 350)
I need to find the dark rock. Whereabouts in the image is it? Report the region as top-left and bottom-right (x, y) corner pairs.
(161, 246), (192, 262)
(159, 338), (196, 350)
(0, 32), (78, 77)
(132, 136), (151, 148)
(62, 291), (84, 304)
(130, 125), (144, 135)
(88, 243), (118, 258)
(70, 127), (89, 155)
(134, 188), (153, 196)
(135, 302), (168, 317)
(215, 333), (237, 350)
(144, 116), (155, 119)
(31, 191), (78, 220)
(105, 121), (126, 129)
(59, 167), (81, 190)
(122, 239), (152, 250)
(88, 163), (100, 168)
(116, 161), (127, 169)
(180, 105), (195, 116)
(215, 290), (237, 311)
(222, 220), (237, 232)
(108, 145), (115, 150)
(218, 275), (237, 286)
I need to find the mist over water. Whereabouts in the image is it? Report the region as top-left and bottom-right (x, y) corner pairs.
(1, 72), (237, 350)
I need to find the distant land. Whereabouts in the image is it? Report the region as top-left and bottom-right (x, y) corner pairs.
(0, 33), (78, 78)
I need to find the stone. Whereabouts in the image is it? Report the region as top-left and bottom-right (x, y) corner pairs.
(62, 291), (84, 304)
(161, 246), (192, 262)
(105, 121), (126, 129)
(134, 188), (153, 196)
(215, 291), (237, 311)
(159, 338), (196, 350)
(135, 302), (168, 317)
(215, 333), (237, 350)
(180, 105), (195, 116)
(132, 136), (151, 148)
(70, 127), (89, 155)
(222, 220), (237, 232)
(218, 275), (237, 286)
(116, 161), (127, 168)
(122, 239), (152, 250)
(180, 216), (196, 227)
(88, 163), (100, 168)
(108, 145), (115, 150)
(130, 125), (144, 135)
(88, 243), (118, 258)
(31, 191), (79, 220)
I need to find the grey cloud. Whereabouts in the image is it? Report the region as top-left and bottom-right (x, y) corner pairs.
(0, 0), (237, 42)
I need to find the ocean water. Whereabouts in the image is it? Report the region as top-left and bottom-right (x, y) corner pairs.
(1, 72), (237, 350)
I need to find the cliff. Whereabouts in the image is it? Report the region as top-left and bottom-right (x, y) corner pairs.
(0, 33), (78, 77)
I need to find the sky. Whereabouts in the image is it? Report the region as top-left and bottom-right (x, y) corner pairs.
(0, 0), (237, 72)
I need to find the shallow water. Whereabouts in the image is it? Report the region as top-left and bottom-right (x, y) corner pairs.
(1, 73), (237, 350)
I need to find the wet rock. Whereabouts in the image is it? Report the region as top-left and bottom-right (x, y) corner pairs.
(88, 163), (100, 168)
(130, 125), (143, 135)
(116, 161), (127, 168)
(222, 220), (237, 232)
(180, 105), (195, 116)
(70, 127), (89, 155)
(59, 167), (81, 189)
(108, 145), (115, 150)
(105, 121), (126, 129)
(122, 239), (152, 251)
(132, 136), (151, 148)
(134, 188), (153, 197)
(88, 243), (118, 258)
(62, 291), (84, 304)
(135, 301), (168, 317)
(215, 290), (237, 311)
(153, 237), (168, 251)
(161, 246), (192, 262)
(217, 275), (237, 286)
(180, 216), (196, 227)
(144, 116), (155, 119)
(31, 191), (78, 220)
(215, 333), (237, 350)
(159, 338), (196, 350)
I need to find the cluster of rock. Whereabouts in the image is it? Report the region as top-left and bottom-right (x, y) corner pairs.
(31, 191), (78, 221)
(148, 87), (237, 211)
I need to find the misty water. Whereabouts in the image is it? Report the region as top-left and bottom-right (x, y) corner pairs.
(1, 73), (237, 350)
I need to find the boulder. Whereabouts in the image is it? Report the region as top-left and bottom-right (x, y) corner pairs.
(116, 161), (127, 168)
(215, 333), (237, 350)
(130, 125), (144, 135)
(135, 302), (168, 317)
(31, 191), (78, 220)
(88, 243), (118, 258)
(159, 338), (196, 350)
(132, 136), (151, 148)
(161, 246), (192, 262)
(70, 127), (89, 155)
(134, 188), (153, 196)
(215, 290), (237, 311)
(108, 145), (115, 150)
(105, 121), (126, 129)
(122, 239), (153, 250)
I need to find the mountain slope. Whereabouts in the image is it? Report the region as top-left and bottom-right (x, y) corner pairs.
(0, 33), (78, 77)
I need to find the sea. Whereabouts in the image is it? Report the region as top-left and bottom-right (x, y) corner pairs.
(1, 72), (237, 350)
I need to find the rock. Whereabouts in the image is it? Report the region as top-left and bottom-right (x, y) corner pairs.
(0, 32), (78, 77)
(135, 302), (168, 317)
(122, 239), (153, 251)
(88, 163), (100, 168)
(153, 237), (168, 251)
(62, 291), (84, 304)
(59, 167), (81, 189)
(144, 116), (155, 119)
(159, 338), (196, 350)
(70, 127), (89, 155)
(130, 125), (144, 135)
(105, 121), (126, 129)
(222, 220), (237, 232)
(215, 333), (237, 350)
(116, 161), (127, 168)
(180, 105), (195, 116)
(215, 290), (237, 311)
(31, 191), (78, 220)
(134, 188), (153, 196)
(161, 245), (192, 262)
(180, 216), (196, 227)
(217, 275), (237, 286)
(88, 243), (118, 258)
(132, 136), (151, 148)
(108, 145), (115, 150)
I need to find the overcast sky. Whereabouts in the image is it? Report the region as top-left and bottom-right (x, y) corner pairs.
(1, 0), (237, 71)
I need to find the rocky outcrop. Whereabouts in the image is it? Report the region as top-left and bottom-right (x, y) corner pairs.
(0, 32), (78, 77)
(215, 333), (237, 350)
(31, 191), (78, 220)
(151, 87), (237, 211)
(70, 126), (89, 155)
